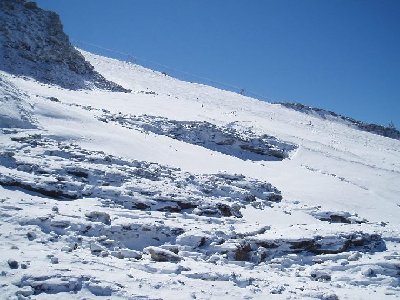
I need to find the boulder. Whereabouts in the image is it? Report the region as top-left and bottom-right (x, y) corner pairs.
(7, 259), (19, 269)
(85, 211), (111, 225)
(144, 246), (181, 262)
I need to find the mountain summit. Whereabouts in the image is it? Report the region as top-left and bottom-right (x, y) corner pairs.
(0, 0), (128, 91)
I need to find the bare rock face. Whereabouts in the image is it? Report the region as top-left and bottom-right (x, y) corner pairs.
(0, 0), (129, 92)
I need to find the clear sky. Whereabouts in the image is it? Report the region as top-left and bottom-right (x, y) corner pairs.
(36, 0), (400, 127)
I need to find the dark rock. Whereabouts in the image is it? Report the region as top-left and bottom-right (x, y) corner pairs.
(132, 202), (150, 210)
(266, 193), (283, 202)
(310, 270), (331, 281)
(0, 177), (79, 200)
(27, 231), (36, 241)
(85, 211), (111, 225)
(234, 242), (252, 261)
(216, 203), (242, 218)
(50, 257), (59, 264)
(67, 170), (88, 178)
(8, 259), (19, 269)
(0, 0), (129, 92)
(48, 97), (59, 102)
(176, 201), (197, 210)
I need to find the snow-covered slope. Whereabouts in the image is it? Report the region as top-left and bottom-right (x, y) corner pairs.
(0, 76), (35, 128)
(1, 4), (400, 300)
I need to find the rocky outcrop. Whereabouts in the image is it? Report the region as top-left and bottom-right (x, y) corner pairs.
(280, 102), (400, 140)
(0, 0), (129, 92)
(99, 112), (297, 161)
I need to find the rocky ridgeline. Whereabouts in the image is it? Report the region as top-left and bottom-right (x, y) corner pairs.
(280, 102), (400, 140)
(0, 0), (129, 91)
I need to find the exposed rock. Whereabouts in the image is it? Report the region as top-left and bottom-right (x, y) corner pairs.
(361, 267), (376, 277)
(286, 233), (385, 255)
(15, 286), (34, 297)
(322, 293), (339, 300)
(90, 243), (105, 254)
(280, 102), (400, 140)
(234, 242), (252, 261)
(17, 275), (84, 295)
(26, 231), (36, 241)
(50, 220), (70, 229)
(0, 135), (282, 219)
(85, 211), (111, 225)
(311, 210), (367, 224)
(0, 0), (129, 92)
(8, 259), (19, 269)
(310, 270), (331, 281)
(100, 113), (296, 161)
(50, 257), (59, 264)
(144, 246), (181, 262)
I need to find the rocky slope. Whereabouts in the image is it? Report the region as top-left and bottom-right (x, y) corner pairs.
(0, 0), (128, 92)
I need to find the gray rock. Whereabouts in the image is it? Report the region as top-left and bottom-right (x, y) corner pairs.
(50, 257), (59, 264)
(8, 259), (19, 269)
(15, 286), (34, 297)
(90, 243), (105, 254)
(144, 246), (181, 262)
(20, 263), (28, 269)
(322, 294), (339, 300)
(85, 211), (111, 225)
(26, 231), (36, 241)
(361, 267), (376, 277)
(0, 0), (130, 92)
(310, 270), (331, 281)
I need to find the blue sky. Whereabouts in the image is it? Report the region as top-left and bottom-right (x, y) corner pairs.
(36, 0), (400, 127)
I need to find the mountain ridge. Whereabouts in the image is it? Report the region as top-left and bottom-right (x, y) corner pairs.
(0, 0), (129, 92)
(280, 102), (400, 140)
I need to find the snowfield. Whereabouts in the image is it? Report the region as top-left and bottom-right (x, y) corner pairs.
(1, 50), (400, 299)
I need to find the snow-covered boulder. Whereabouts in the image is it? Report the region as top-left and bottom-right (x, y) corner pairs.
(144, 246), (181, 262)
(176, 232), (206, 249)
(85, 211), (111, 225)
